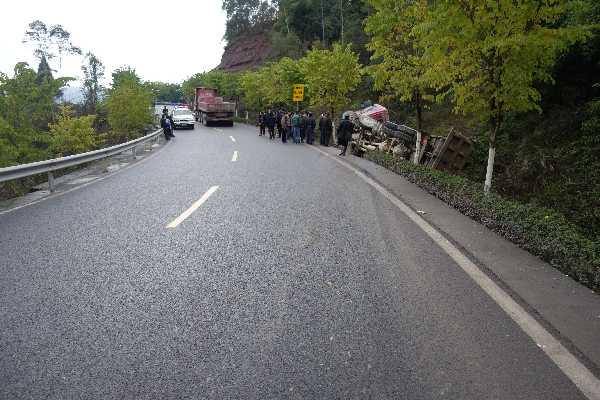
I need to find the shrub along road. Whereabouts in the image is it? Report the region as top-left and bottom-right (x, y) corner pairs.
(0, 121), (598, 398)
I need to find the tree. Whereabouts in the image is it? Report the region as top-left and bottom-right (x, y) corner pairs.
(222, 0), (276, 42)
(419, 0), (590, 192)
(182, 73), (206, 101)
(239, 70), (269, 110)
(81, 52), (105, 111)
(147, 81), (184, 103)
(364, 0), (433, 132)
(299, 43), (362, 120)
(102, 67), (155, 141)
(48, 106), (105, 157)
(0, 63), (72, 167)
(35, 55), (53, 86)
(22, 20), (82, 74)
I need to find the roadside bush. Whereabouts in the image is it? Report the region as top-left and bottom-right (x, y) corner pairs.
(364, 151), (600, 292)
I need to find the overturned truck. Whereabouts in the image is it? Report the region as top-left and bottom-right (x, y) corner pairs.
(347, 111), (476, 175)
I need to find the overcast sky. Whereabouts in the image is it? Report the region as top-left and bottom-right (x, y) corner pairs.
(1, 0), (228, 87)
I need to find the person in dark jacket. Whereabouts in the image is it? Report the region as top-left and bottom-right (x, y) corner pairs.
(300, 112), (308, 143)
(286, 111), (294, 141)
(167, 113), (175, 137)
(321, 113), (333, 146)
(318, 114), (325, 144)
(258, 111), (266, 136)
(336, 114), (354, 155)
(160, 113), (172, 140)
(265, 112), (276, 139)
(276, 111), (283, 138)
(305, 112), (316, 144)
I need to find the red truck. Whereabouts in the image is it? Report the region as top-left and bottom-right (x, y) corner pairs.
(194, 87), (235, 127)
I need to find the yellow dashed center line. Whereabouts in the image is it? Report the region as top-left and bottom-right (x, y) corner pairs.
(230, 136), (235, 142)
(232, 151), (238, 162)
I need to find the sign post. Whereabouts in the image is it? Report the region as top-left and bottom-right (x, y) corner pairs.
(293, 84), (304, 111)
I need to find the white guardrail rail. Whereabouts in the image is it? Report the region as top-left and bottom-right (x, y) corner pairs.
(0, 129), (164, 191)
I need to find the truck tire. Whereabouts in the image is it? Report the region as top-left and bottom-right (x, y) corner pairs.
(358, 115), (376, 130)
(383, 121), (401, 130)
(398, 125), (417, 137)
(381, 126), (413, 142)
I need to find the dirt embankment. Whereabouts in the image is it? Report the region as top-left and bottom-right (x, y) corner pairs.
(218, 32), (274, 73)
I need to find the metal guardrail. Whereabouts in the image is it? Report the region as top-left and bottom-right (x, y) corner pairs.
(0, 129), (164, 190)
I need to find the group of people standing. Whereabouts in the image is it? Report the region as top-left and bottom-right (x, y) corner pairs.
(160, 108), (175, 140)
(257, 110), (353, 155)
(258, 110), (334, 146)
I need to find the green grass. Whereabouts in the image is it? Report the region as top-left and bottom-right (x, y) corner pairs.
(364, 150), (600, 292)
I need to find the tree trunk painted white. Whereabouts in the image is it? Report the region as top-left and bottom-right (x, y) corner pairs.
(246, 110), (248, 120)
(413, 131), (422, 164)
(484, 147), (495, 193)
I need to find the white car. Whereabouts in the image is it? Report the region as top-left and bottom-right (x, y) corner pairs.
(172, 108), (195, 129)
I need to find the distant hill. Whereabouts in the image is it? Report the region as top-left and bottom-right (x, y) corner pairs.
(61, 86), (84, 103)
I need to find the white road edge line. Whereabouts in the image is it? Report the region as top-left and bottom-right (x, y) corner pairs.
(232, 151), (238, 162)
(230, 136), (235, 142)
(166, 186), (219, 228)
(311, 146), (600, 400)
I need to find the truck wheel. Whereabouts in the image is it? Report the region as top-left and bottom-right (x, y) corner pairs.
(383, 121), (401, 130)
(398, 125), (417, 137)
(358, 115), (376, 130)
(381, 126), (413, 142)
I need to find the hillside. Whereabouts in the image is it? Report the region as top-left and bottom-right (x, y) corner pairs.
(218, 32), (274, 73)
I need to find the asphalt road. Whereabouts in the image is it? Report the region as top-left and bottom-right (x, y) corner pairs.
(0, 121), (593, 398)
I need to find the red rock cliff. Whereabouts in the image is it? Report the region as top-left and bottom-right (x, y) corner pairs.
(217, 32), (274, 73)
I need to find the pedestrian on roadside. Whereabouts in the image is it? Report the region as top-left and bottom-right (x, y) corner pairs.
(292, 111), (302, 144)
(258, 111), (266, 136)
(266, 111), (276, 139)
(281, 110), (288, 143)
(305, 112), (316, 144)
(286, 111), (294, 141)
(300, 111), (307, 143)
(337, 114), (354, 155)
(160, 113), (172, 140)
(321, 113), (333, 146)
(162, 105), (168, 115)
(167, 113), (175, 137)
(276, 110), (283, 138)
(318, 114), (325, 144)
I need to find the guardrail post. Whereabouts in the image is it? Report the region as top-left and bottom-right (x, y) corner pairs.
(103, 157), (108, 172)
(48, 172), (55, 191)
(132, 146), (137, 159)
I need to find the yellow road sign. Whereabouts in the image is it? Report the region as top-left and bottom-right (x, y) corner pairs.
(293, 84), (304, 101)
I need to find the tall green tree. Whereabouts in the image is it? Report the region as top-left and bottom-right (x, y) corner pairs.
(0, 63), (71, 167)
(364, 0), (432, 132)
(239, 70), (269, 110)
(299, 43), (362, 120)
(22, 20), (82, 74)
(102, 67), (155, 141)
(81, 52), (105, 111)
(182, 73), (206, 101)
(419, 0), (590, 192)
